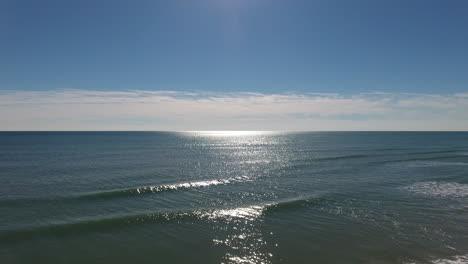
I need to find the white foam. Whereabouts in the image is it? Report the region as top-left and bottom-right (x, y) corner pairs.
(136, 176), (250, 193)
(226, 254), (262, 264)
(432, 254), (468, 264)
(402, 182), (468, 198)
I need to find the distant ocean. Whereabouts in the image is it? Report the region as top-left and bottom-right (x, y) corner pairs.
(1, 132), (467, 264)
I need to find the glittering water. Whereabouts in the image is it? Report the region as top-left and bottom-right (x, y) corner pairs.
(0, 132), (468, 264)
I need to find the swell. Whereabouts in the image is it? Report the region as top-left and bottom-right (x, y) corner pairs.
(78, 177), (247, 200)
(404, 150), (461, 155)
(370, 155), (468, 166)
(0, 196), (325, 242)
(263, 196), (327, 213)
(300, 154), (373, 162)
(290, 151), (463, 167)
(0, 177), (250, 206)
(285, 154), (376, 170)
(370, 149), (461, 155)
(0, 211), (194, 242)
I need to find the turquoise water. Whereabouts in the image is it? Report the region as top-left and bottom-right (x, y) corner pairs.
(0, 132), (467, 263)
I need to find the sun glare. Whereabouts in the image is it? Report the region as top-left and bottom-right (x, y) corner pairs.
(189, 131), (267, 137)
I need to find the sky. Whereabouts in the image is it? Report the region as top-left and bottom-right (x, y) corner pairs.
(1, 0), (468, 130)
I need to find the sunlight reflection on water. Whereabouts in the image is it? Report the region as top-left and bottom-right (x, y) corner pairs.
(187, 131), (273, 137)
(201, 205), (274, 264)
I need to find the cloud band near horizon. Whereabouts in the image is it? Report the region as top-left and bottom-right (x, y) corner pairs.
(1, 89), (468, 131)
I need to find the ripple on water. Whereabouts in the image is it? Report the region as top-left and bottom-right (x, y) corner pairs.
(201, 205), (273, 264)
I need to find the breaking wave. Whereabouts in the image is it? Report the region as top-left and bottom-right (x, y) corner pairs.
(0, 176), (252, 206)
(432, 254), (468, 264)
(79, 176), (251, 199)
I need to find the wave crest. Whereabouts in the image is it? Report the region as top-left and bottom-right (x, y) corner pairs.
(80, 176), (251, 199)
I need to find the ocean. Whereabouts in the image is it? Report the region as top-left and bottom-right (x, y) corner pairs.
(0, 131), (467, 264)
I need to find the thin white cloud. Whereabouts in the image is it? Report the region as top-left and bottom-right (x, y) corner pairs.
(0, 89), (467, 131)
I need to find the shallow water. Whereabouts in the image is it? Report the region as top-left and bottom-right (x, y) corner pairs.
(0, 131), (467, 263)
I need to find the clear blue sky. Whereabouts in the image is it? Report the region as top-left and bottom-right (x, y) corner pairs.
(1, 0), (468, 94)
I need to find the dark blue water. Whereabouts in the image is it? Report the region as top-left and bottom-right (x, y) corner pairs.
(1, 132), (467, 263)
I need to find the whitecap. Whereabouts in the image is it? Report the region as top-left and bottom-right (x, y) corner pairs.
(135, 175), (251, 193)
(432, 254), (468, 264)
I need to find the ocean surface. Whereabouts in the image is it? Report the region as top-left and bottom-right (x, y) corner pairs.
(0, 131), (467, 264)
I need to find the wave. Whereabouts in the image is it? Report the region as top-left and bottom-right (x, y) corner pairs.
(432, 255), (468, 264)
(0, 210), (194, 242)
(264, 196), (323, 212)
(401, 182), (468, 198)
(201, 196), (323, 221)
(314, 154), (371, 161)
(404, 150), (461, 155)
(366, 149), (461, 156)
(290, 152), (465, 170)
(0, 177), (251, 206)
(285, 154), (374, 170)
(370, 155), (467, 166)
(79, 177), (250, 199)
(0, 195), (322, 242)
(312, 150), (462, 162)
(404, 255), (468, 264)
(298, 154), (373, 163)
